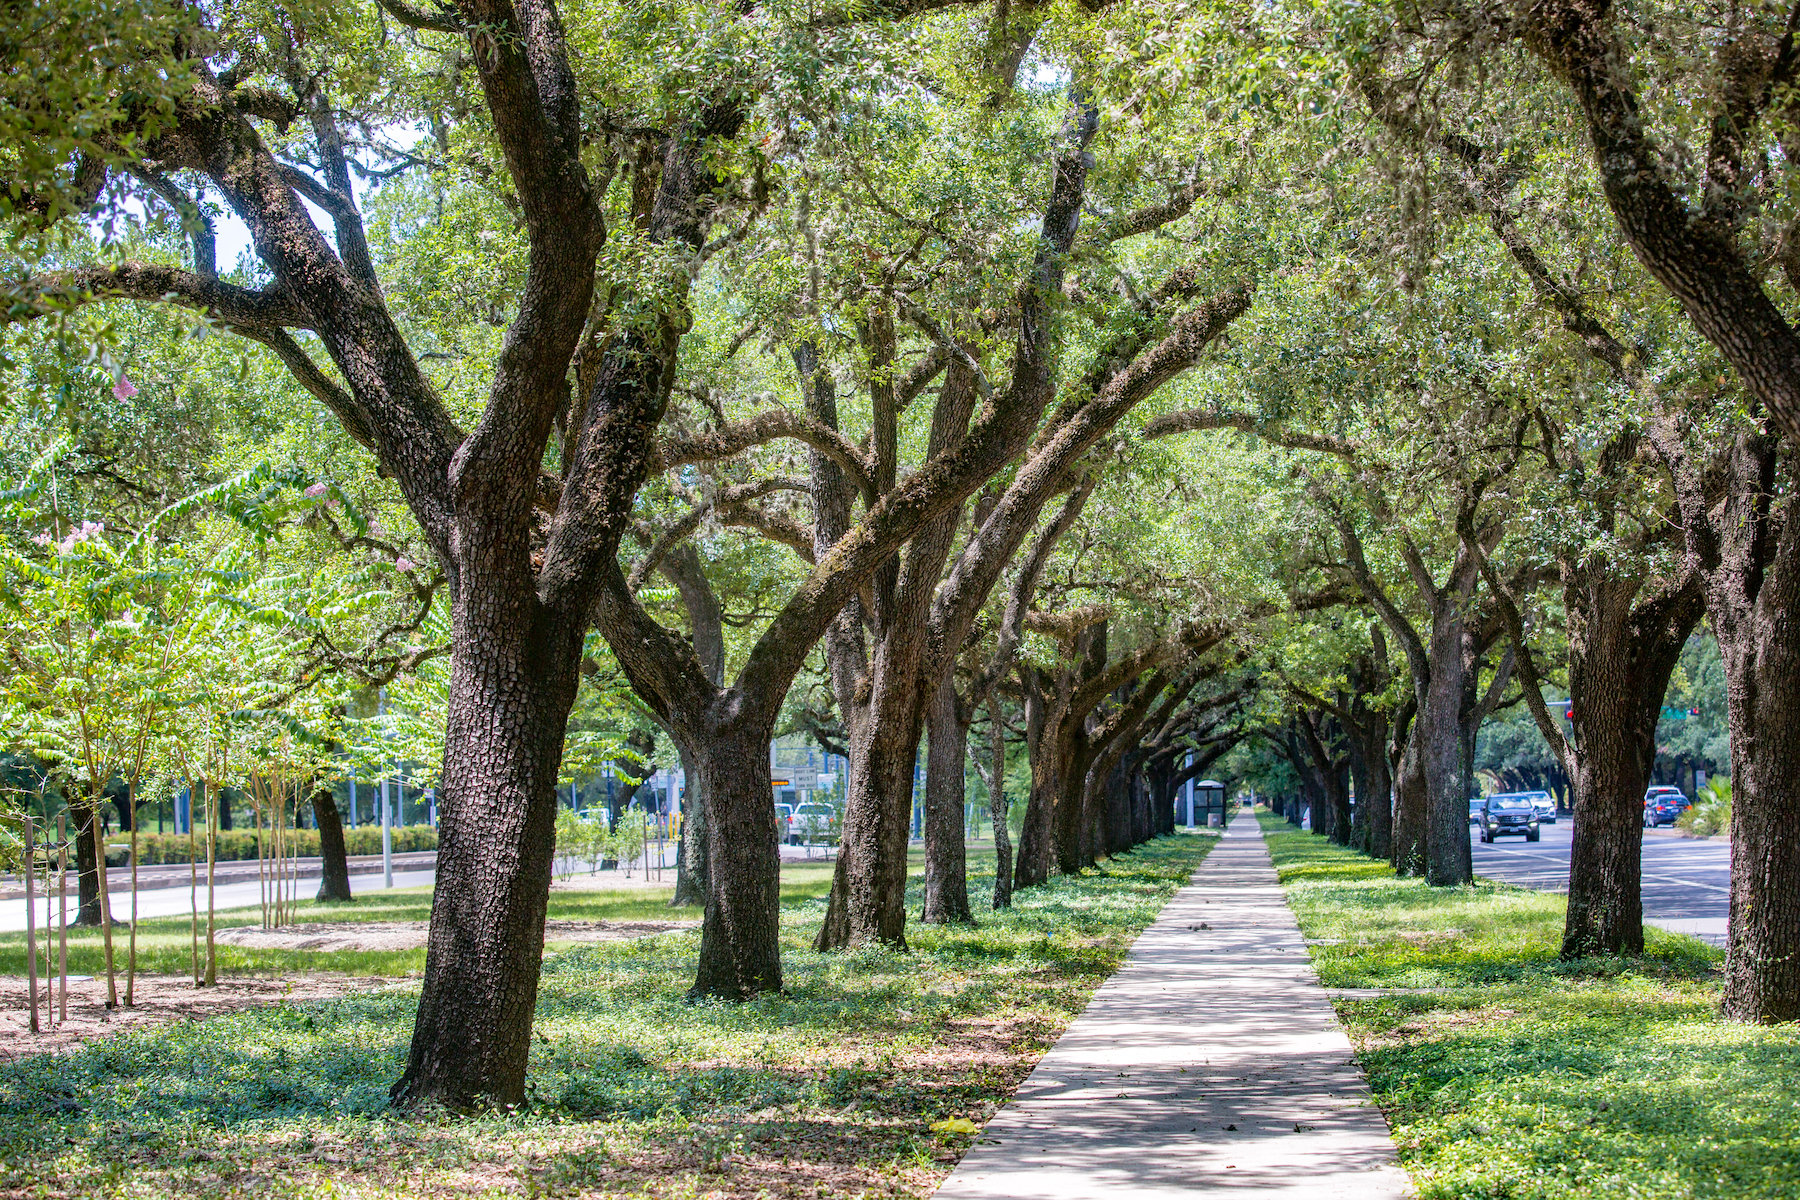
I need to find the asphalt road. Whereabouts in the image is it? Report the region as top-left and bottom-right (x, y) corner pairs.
(1470, 818), (1732, 945)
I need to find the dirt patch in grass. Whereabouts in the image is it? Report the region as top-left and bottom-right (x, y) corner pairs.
(212, 918), (697, 954)
(0, 972), (398, 1062)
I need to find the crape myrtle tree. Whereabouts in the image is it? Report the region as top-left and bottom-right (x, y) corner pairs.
(12, 0), (1144, 1108)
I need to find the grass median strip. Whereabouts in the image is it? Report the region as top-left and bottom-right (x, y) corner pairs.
(0, 832), (1215, 1198)
(1257, 810), (1800, 1200)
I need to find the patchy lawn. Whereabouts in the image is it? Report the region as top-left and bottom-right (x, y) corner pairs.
(0, 833), (1214, 1198)
(1258, 810), (1800, 1200)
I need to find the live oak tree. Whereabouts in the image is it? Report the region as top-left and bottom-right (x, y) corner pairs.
(1386, 0), (1800, 1007)
(9, 0), (1080, 1108)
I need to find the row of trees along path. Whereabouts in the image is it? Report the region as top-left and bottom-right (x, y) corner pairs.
(14, 0), (1800, 1114)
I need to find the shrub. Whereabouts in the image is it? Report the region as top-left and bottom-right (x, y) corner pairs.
(112, 825), (438, 865)
(1676, 780), (1731, 838)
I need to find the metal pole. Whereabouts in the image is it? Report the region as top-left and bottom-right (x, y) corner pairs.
(348, 771), (357, 829)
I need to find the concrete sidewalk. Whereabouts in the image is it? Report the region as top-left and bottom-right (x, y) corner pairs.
(935, 818), (1410, 1199)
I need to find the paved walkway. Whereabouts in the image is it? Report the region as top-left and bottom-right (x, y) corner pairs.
(936, 817), (1410, 1199)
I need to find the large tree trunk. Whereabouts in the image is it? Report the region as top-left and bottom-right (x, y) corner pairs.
(312, 786), (354, 903)
(1687, 437), (1800, 1020)
(690, 718), (783, 998)
(1719, 613), (1800, 1019)
(1364, 730), (1393, 860)
(1015, 678), (1056, 888)
(1050, 726), (1089, 875)
(816, 701), (923, 950)
(1421, 608), (1473, 886)
(1558, 571), (1697, 958)
(921, 673), (973, 924)
(1327, 758), (1352, 846)
(390, 591), (585, 1112)
(1561, 702), (1651, 957)
(1139, 754), (1165, 844)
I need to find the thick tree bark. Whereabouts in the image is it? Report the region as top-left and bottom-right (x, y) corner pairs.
(689, 719), (783, 998)
(922, 673), (974, 924)
(1419, 604), (1472, 886)
(312, 787), (354, 902)
(1653, 426), (1800, 1018)
(1016, 671), (1057, 889)
(1141, 753), (1167, 843)
(1558, 584), (1699, 958)
(819, 710), (922, 949)
(390, 586), (586, 1111)
(1719, 607), (1800, 1019)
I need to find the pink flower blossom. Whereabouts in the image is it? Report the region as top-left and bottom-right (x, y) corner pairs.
(113, 375), (138, 400)
(53, 521), (105, 555)
(304, 482), (329, 498)
(30, 531), (51, 547)
(394, 556), (416, 573)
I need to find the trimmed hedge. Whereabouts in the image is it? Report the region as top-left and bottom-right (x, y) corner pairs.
(110, 825), (438, 865)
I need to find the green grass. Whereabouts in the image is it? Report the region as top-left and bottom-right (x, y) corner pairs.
(1257, 810), (1800, 1200)
(0, 832), (1217, 1198)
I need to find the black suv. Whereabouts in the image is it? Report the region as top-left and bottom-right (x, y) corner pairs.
(1480, 795), (1541, 843)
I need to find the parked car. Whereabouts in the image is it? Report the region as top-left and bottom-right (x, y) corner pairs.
(775, 802), (795, 843)
(1642, 787), (1689, 827)
(1480, 794), (1541, 843)
(1469, 798), (1485, 825)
